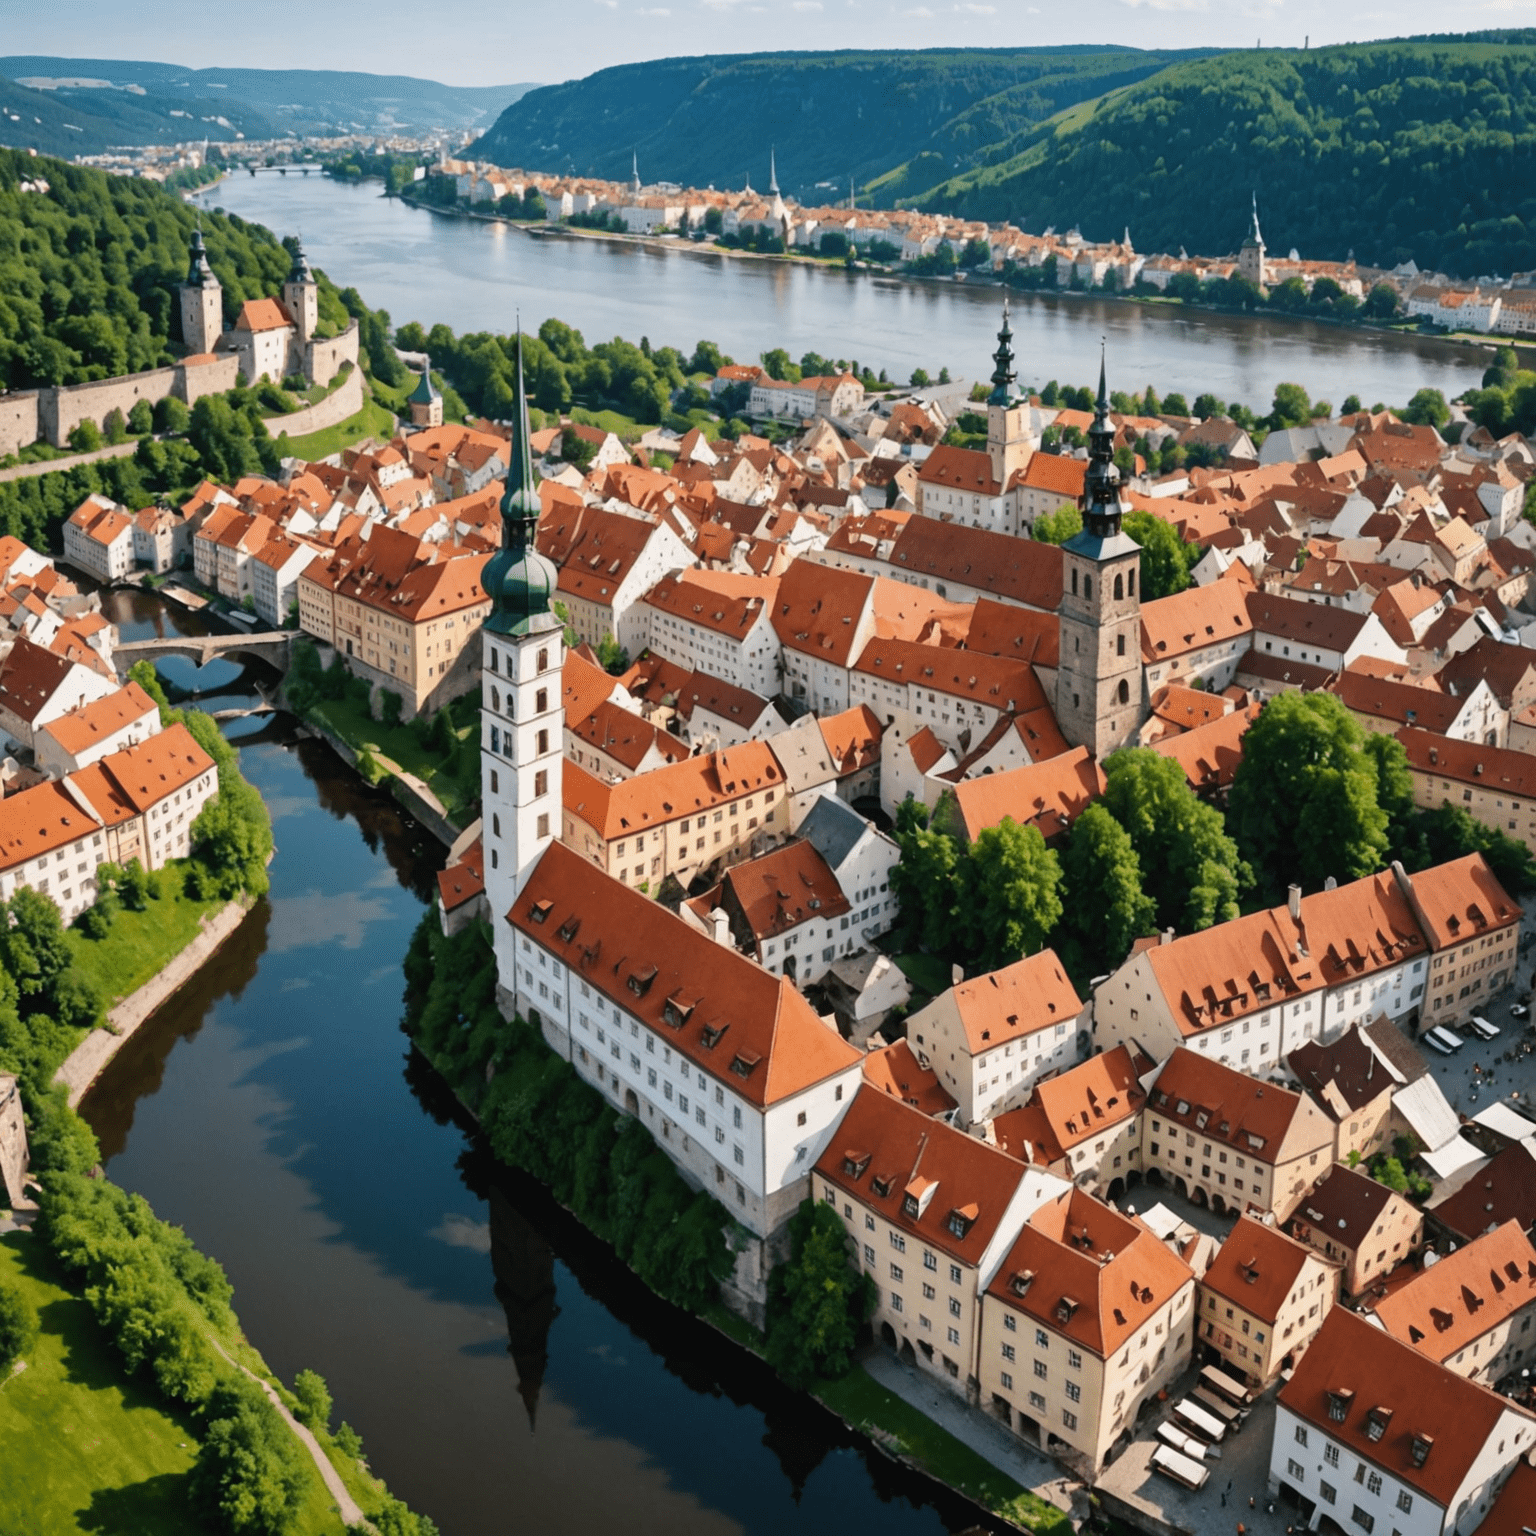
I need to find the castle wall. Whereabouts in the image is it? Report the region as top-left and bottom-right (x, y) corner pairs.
(42, 367), (178, 447)
(178, 353), (241, 405)
(0, 392), (40, 458)
(306, 321), (361, 389)
(265, 365), (364, 445)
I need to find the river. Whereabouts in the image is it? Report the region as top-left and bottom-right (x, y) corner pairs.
(192, 174), (1489, 414)
(82, 591), (999, 1536)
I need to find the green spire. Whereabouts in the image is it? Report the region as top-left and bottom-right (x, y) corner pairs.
(1083, 341), (1123, 539)
(988, 300), (1016, 407)
(484, 329), (557, 635)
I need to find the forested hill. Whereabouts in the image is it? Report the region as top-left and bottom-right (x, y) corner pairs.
(0, 149), (347, 389)
(465, 46), (1219, 200)
(903, 35), (1536, 278)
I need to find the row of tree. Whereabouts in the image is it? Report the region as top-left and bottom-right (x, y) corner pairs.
(893, 693), (1536, 990)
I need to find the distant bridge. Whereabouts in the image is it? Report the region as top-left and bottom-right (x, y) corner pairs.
(114, 631), (293, 673)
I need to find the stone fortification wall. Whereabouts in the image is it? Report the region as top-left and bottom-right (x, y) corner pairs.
(0, 392), (40, 459)
(267, 365), (365, 443)
(42, 365), (177, 447)
(307, 320), (361, 388)
(180, 353), (241, 405)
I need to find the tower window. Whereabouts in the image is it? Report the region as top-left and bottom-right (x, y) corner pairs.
(1117, 634), (1125, 656)
(491, 725), (500, 754)
(491, 687), (500, 713)
(537, 814), (550, 838)
(537, 648), (549, 671)
(537, 729), (549, 754)
(1114, 574), (1123, 601)
(1128, 568), (1135, 596)
(535, 770), (549, 796)
(490, 648), (499, 673)
(536, 688), (548, 712)
(493, 814), (501, 837)
(490, 770), (498, 794)
(1071, 569), (1079, 596)
(1083, 576), (1092, 601)
(1118, 679), (1130, 705)
(490, 849), (499, 869)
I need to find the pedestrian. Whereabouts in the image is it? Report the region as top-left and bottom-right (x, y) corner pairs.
(1249, 1498), (1256, 1509)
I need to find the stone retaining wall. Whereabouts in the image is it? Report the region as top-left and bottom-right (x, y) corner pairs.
(306, 320), (361, 389)
(0, 392), (40, 458)
(267, 365), (365, 444)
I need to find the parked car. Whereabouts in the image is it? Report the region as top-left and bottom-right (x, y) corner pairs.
(1469, 1015), (1501, 1041)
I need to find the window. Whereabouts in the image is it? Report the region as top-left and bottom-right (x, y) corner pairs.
(1065, 1380), (1080, 1403)
(1395, 1491), (1412, 1515)
(1062, 1410), (1077, 1431)
(1366, 1472), (1381, 1496)
(1320, 1481), (1336, 1505)
(890, 1263), (904, 1281)
(1029, 1391), (1046, 1411)
(1003, 1314), (1016, 1332)
(946, 1327), (959, 1346)
(1325, 1444), (1340, 1467)
(890, 1292), (903, 1313)
(1288, 1460), (1306, 1482)
(1295, 1426), (1309, 1448)
(1349, 1507), (1374, 1533)
(1067, 1349), (1082, 1370)
(923, 1250), (937, 1272)
(534, 769), (548, 797)
(1002, 1343), (1016, 1362)
(1035, 1329), (1049, 1348)
(1000, 1371), (1013, 1391)
(1034, 1359), (1048, 1380)
(949, 1264), (961, 1285)
(948, 1297), (961, 1318)
(890, 1232), (906, 1252)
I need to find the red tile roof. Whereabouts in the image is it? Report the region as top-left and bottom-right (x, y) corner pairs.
(1202, 1213), (1326, 1324)
(861, 1039), (957, 1118)
(950, 746), (1104, 842)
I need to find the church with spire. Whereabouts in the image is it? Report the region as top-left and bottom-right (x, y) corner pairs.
(1238, 193), (1269, 291)
(1052, 353), (1144, 760)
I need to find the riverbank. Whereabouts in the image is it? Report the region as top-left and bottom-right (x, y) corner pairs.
(403, 913), (1074, 1535)
(55, 895), (256, 1109)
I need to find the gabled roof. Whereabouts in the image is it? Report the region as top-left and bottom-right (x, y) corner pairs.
(94, 722), (215, 812)
(1331, 671), (1472, 733)
(987, 1187), (1194, 1358)
(38, 682), (158, 756)
(570, 698), (688, 771)
(964, 598), (1060, 669)
(1372, 1221), (1536, 1365)
(1140, 582), (1252, 663)
(861, 1039), (957, 1118)
(1246, 591), (1371, 650)
(886, 517), (1063, 611)
(771, 558), (873, 665)
(1017, 452), (1087, 500)
(0, 636), (83, 724)
(1396, 727), (1536, 799)
(1293, 1162), (1404, 1251)
(950, 746), (1104, 842)
(944, 949), (1083, 1054)
(436, 837), (484, 913)
(1028, 1044), (1148, 1154)
(916, 444), (1001, 498)
(1477, 1456), (1536, 1536)
(643, 570), (777, 636)
(1201, 1213), (1323, 1323)
(798, 793), (873, 871)
(233, 296), (293, 334)
(814, 1085), (1040, 1267)
(1279, 1307), (1533, 1508)
(721, 837), (849, 942)
(510, 840), (859, 1108)
(1147, 1049), (1322, 1169)
(0, 777), (100, 871)
(1404, 852), (1521, 948)
(676, 671), (773, 729)
(1288, 1021), (1404, 1122)
(1149, 702), (1260, 792)
(1428, 1141), (1536, 1244)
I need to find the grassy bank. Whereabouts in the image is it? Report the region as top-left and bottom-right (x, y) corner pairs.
(65, 862), (226, 1010)
(276, 398), (396, 461)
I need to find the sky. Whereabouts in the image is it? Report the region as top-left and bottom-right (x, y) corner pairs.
(8, 0), (1536, 88)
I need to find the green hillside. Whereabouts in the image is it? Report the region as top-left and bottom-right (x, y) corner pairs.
(905, 34), (1536, 277)
(0, 58), (536, 154)
(465, 46), (1219, 200)
(0, 148), (346, 389)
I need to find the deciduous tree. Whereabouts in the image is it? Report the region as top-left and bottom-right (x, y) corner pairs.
(1059, 803), (1157, 981)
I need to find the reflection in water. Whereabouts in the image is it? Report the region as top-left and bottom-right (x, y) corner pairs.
(487, 1181), (558, 1431)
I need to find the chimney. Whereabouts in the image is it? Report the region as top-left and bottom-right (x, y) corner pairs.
(1324, 876), (1337, 891)
(709, 908), (730, 947)
(1161, 927), (1176, 946)
(1288, 884), (1302, 920)
(951, 963), (965, 987)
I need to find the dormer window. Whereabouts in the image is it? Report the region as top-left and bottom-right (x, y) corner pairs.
(947, 1204), (978, 1240)
(842, 1150), (871, 1180)
(528, 898), (553, 925)
(1009, 1269), (1035, 1297)
(627, 964), (658, 997)
(902, 1176), (938, 1220)
(1326, 1388), (1354, 1424)
(1195, 1111), (1209, 1130)
(700, 1022), (729, 1050)
(1365, 1406), (1392, 1443)
(870, 1174), (894, 1198)
(730, 1051), (761, 1078)
(662, 993), (696, 1029)
(1409, 1433), (1433, 1467)
(557, 916), (581, 943)
(1176, 1100), (1190, 1116)
(1055, 1296), (1080, 1324)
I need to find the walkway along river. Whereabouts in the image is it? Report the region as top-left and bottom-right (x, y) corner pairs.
(194, 173), (1489, 416)
(80, 590), (1009, 1533)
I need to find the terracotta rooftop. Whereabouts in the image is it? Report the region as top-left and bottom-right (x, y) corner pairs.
(886, 517), (1064, 612)
(1292, 1162), (1404, 1252)
(1140, 582), (1253, 664)
(1428, 1141), (1536, 1244)
(1403, 852), (1521, 950)
(950, 746), (1104, 842)
(1201, 1213), (1324, 1324)
(1147, 1049), (1320, 1170)
(35, 682), (158, 757)
(436, 838), (485, 913)
(963, 598), (1060, 670)
(0, 636), (89, 724)
(1028, 1044), (1150, 1155)
(944, 949), (1083, 1055)
(861, 1039), (958, 1118)
(720, 837), (849, 943)
(1397, 727), (1536, 800)
(1148, 702), (1260, 792)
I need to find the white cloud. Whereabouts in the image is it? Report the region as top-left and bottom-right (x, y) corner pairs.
(956, 2), (995, 11)
(901, 4), (934, 13)
(636, 5), (671, 11)
(792, 0), (823, 9)
(1115, 0), (1210, 10)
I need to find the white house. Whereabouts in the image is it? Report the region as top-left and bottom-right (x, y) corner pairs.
(642, 571), (781, 697)
(63, 494), (134, 582)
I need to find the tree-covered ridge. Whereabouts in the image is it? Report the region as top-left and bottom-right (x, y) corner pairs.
(466, 46), (1218, 199)
(910, 38), (1536, 277)
(0, 149), (353, 390)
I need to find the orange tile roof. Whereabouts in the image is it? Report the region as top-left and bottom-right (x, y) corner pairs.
(1397, 727), (1536, 799)
(963, 598), (1060, 669)
(562, 739), (783, 840)
(771, 559), (873, 666)
(1405, 852), (1521, 949)
(818, 704), (882, 775)
(815, 1085), (1035, 1267)
(562, 648), (619, 729)
(0, 636), (85, 724)
(1477, 1455), (1536, 1536)
(1140, 582), (1252, 664)
(1147, 1049), (1320, 1169)
(886, 517), (1064, 611)
(916, 444), (1001, 497)
(95, 722), (215, 812)
(950, 746), (1104, 842)
(643, 570), (777, 636)
(1201, 1213), (1325, 1324)
(437, 838), (485, 913)
(233, 297), (293, 333)
(38, 682), (158, 757)
(860, 1039), (957, 1118)
(1018, 451), (1087, 500)
(1279, 1308), (1533, 1508)
(987, 1187), (1195, 1358)
(721, 838), (849, 942)
(946, 949), (1083, 1054)
(0, 777), (102, 870)
(1149, 702), (1261, 792)
(510, 841), (859, 1107)
(570, 698), (688, 771)
(854, 636), (1043, 711)
(1372, 1220), (1536, 1365)
(991, 1101), (1064, 1166)
(677, 671), (772, 729)
(1029, 1045), (1148, 1154)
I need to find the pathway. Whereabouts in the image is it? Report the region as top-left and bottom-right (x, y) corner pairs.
(858, 1348), (1081, 1518)
(0, 439), (139, 483)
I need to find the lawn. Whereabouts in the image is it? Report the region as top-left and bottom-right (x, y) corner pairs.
(307, 689), (481, 825)
(816, 1366), (1072, 1534)
(65, 863), (226, 1010)
(273, 398), (397, 461)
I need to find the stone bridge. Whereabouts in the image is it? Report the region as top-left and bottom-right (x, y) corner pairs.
(114, 630), (293, 674)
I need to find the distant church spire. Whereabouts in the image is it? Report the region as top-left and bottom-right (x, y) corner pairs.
(987, 301), (1016, 407)
(631, 151), (641, 196)
(768, 147), (779, 196)
(848, 173), (856, 211)
(1082, 341), (1124, 540)
(186, 220), (214, 287)
(1248, 190), (1263, 247)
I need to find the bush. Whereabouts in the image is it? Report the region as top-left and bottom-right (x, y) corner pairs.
(290, 1368), (332, 1432)
(764, 1200), (875, 1388)
(0, 1277), (39, 1373)
(191, 1380), (307, 1536)
(154, 395), (190, 434)
(67, 419), (102, 454)
(379, 689), (404, 728)
(102, 407), (128, 445)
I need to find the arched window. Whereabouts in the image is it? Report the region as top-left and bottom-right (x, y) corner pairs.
(1117, 634), (1126, 656)
(490, 724), (500, 754)
(491, 687), (500, 713)
(1117, 679), (1130, 705)
(1083, 576), (1093, 602)
(489, 648), (499, 673)
(537, 648), (549, 671)
(1114, 574), (1124, 600)
(535, 688), (548, 713)
(1128, 568), (1136, 596)
(1071, 568), (1079, 596)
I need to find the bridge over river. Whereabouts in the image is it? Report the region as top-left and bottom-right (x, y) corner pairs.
(114, 630), (292, 674)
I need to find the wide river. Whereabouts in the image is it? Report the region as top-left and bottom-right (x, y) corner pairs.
(84, 593), (1000, 1536)
(195, 172), (1489, 412)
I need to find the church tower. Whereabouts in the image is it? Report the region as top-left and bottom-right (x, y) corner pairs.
(1053, 352), (1143, 760)
(481, 330), (564, 985)
(282, 239), (318, 348)
(407, 355), (444, 429)
(986, 302), (1034, 492)
(1238, 193), (1267, 291)
(179, 224), (223, 356)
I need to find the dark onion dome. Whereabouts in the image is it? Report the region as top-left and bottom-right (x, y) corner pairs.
(186, 224), (215, 287)
(484, 330), (558, 637)
(408, 357), (442, 407)
(1081, 351), (1124, 540)
(287, 239), (315, 285)
(987, 301), (1017, 408)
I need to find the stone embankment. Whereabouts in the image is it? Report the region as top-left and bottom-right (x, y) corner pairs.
(54, 896), (256, 1108)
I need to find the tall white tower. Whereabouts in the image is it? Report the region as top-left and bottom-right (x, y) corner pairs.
(985, 302), (1034, 491)
(179, 224), (223, 356)
(282, 239), (318, 348)
(481, 331), (563, 987)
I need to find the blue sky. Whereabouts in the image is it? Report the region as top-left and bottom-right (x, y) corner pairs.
(9, 0), (1534, 86)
